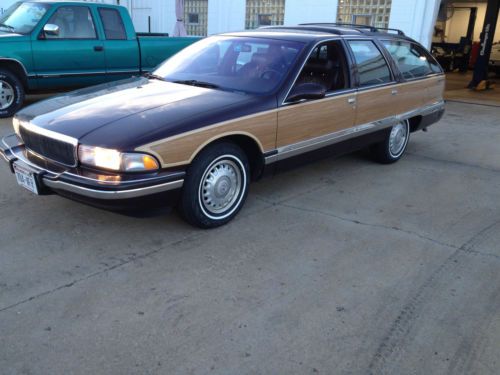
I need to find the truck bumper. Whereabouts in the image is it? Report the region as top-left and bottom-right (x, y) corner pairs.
(1, 134), (185, 202)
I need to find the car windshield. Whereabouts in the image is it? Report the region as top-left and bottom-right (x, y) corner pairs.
(154, 36), (305, 94)
(0, 2), (50, 34)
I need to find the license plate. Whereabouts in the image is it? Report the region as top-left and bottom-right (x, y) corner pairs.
(13, 164), (39, 195)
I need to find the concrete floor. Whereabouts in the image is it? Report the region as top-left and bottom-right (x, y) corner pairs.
(0, 99), (499, 375)
(445, 71), (500, 106)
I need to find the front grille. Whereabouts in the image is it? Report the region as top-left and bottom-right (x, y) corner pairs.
(19, 126), (76, 166)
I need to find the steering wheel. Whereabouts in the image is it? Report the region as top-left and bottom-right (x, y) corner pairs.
(260, 69), (282, 80)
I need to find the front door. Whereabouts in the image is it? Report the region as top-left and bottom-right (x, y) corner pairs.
(277, 41), (356, 150)
(31, 5), (106, 89)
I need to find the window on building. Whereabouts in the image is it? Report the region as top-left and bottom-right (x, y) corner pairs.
(46, 6), (97, 39)
(382, 40), (442, 79)
(347, 40), (392, 87)
(99, 8), (127, 40)
(184, 0), (208, 36)
(337, 0), (392, 28)
(245, 0), (285, 29)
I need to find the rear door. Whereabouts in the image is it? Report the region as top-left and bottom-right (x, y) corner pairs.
(346, 39), (396, 127)
(277, 41), (357, 150)
(97, 7), (140, 80)
(31, 5), (106, 89)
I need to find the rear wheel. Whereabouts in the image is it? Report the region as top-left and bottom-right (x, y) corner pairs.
(370, 120), (410, 164)
(179, 142), (250, 228)
(0, 69), (24, 118)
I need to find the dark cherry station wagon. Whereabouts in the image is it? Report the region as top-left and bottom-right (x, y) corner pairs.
(1, 24), (445, 228)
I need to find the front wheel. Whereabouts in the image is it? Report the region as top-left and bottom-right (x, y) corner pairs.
(0, 69), (24, 118)
(179, 142), (250, 228)
(370, 120), (410, 164)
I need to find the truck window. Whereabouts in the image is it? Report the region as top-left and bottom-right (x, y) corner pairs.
(46, 6), (97, 39)
(98, 8), (127, 40)
(382, 40), (442, 79)
(347, 40), (392, 87)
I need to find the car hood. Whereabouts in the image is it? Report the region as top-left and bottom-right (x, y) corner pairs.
(18, 77), (264, 149)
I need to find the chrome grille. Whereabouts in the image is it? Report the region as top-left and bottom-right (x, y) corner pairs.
(19, 125), (76, 167)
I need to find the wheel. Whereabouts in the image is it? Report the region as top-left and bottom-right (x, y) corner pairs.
(370, 120), (410, 164)
(178, 142), (250, 228)
(0, 69), (25, 118)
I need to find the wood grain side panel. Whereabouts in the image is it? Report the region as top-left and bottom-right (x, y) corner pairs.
(355, 86), (395, 125)
(396, 80), (427, 113)
(138, 111), (277, 168)
(276, 94), (356, 148)
(425, 75), (445, 105)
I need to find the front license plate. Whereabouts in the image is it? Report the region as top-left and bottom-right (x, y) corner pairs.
(13, 164), (39, 195)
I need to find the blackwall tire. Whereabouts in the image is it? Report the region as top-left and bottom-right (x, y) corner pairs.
(0, 69), (24, 119)
(179, 142), (250, 228)
(370, 120), (410, 164)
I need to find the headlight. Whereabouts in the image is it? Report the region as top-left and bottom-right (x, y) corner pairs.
(12, 117), (21, 137)
(78, 145), (160, 172)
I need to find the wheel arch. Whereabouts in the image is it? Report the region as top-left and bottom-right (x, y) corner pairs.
(0, 58), (29, 90)
(191, 132), (266, 181)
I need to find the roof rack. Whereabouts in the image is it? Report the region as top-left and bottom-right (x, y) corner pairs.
(299, 23), (405, 36)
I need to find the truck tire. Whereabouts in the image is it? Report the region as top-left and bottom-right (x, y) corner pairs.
(0, 69), (25, 118)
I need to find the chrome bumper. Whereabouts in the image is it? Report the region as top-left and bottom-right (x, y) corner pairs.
(1, 134), (184, 200)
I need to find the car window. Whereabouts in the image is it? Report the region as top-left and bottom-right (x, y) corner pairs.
(154, 36), (305, 95)
(0, 2), (49, 34)
(46, 6), (97, 39)
(382, 40), (441, 79)
(98, 8), (127, 40)
(347, 40), (392, 87)
(294, 41), (349, 93)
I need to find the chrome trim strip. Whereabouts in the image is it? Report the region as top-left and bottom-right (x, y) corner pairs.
(265, 100), (444, 164)
(43, 179), (184, 200)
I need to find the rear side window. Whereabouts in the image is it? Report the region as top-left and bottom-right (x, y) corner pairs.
(99, 8), (126, 40)
(347, 40), (392, 87)
(382, 40), (442, 79)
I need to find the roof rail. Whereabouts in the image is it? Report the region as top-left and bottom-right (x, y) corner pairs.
(299, 23), (405, 36)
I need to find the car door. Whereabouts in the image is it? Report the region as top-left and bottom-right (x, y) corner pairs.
(31, 5), (106, 89)
(277, 41), (357, 150)
(97, 7), (140, 81)
(346, 39), (397, 127)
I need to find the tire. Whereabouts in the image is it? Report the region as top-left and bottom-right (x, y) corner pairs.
(0, 69), (24, 118)
(370, 120), (410, 164)
(178, 142), (250, 228)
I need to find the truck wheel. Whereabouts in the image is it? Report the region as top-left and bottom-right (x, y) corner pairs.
(179, 142), (250, 228)
(370, 120), (410, 164)
(0, 69), (25, 118)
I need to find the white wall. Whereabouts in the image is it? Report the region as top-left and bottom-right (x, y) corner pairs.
(284, 0), (338, 25)
(207, 0), (245, 35)
(445, 2), (500, 43)
(389, 0), (441, 48)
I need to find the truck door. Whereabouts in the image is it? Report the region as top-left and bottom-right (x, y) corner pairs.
(31, 5), (106, 89)
(97, 7), (140, 81)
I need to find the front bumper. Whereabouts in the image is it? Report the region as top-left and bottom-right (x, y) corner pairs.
(1, 134), (185, 200)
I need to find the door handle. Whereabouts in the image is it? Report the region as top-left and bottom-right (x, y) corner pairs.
(391, 89), (398, 95)
(94, 46), (104, 52)
(348, 97), (356, 104)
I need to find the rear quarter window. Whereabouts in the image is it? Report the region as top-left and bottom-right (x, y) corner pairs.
(382, 40), (442, 79)
(98, 8), (127, 40)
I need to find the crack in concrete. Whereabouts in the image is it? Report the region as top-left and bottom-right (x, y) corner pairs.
(407, 152), (500, 174)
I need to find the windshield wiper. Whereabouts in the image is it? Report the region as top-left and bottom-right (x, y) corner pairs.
(173, 80), (220, 89)
(144, 72), (166, 81)
(0, 23), (15, 32)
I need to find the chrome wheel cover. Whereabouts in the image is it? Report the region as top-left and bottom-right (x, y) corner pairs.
(389, 121), (409, 157)
(0, 80), (15, 110)
(199, 155), (246, 219)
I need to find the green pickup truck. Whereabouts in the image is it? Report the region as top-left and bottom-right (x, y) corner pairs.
(0, 1), (200, 117)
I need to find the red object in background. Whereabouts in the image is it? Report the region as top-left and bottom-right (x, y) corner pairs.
(469, 42), (480, 69)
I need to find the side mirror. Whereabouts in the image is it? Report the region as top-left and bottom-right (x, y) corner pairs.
(287, 82), (326, 102)
(43, 24), (60, 36)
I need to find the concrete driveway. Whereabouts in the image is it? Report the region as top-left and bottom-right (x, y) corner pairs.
(1, 100), (499, 375)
